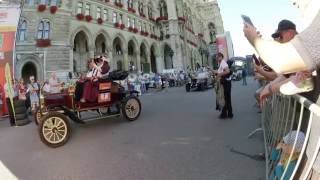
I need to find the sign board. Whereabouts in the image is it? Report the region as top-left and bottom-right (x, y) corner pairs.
(216, 35), (229, 60)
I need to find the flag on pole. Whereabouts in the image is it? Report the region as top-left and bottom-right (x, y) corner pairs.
(5, 63), (15, 120)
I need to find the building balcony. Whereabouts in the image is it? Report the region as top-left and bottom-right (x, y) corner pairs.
(36, 39), (51, 48)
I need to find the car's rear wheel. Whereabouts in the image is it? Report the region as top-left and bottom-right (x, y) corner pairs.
(39, 112), (71, 148)
(122, 96), (141, 121)
(34, 107), (47, 125)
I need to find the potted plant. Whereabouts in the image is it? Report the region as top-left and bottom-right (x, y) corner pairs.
(139, 13), (146, 18)
(115, 2), (123, 8)
(76, 13), (85, 20)
(97, 18), (103, 24)
(85, 15), (92, 22)
(38, 4), (46, 12)
(149, 17), (155, 22)
(114, 22), (120, 28)
(128, 7), (136, 13)
(178, 17), (186, 22)
(50, 6), (58, 14)
(36, 39), (51, 47)
(156, 16), (168, 23)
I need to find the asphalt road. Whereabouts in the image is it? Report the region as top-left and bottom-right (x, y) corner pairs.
(0, 78), (264, 180)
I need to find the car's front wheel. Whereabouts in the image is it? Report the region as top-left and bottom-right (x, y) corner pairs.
(39, 112), (71, 148)
(122, 96), (141, 121)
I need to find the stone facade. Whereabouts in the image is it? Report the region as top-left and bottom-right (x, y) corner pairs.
(14, 0), (224, 81)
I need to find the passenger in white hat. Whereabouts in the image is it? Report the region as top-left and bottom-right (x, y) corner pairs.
(95, 55), (110, 78)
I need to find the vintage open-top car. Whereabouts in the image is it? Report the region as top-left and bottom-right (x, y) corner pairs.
(35, 71), (141, 148)
(185, 68), (214, 92)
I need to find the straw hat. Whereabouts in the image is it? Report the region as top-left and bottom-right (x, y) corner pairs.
(283, 131), (305, 152)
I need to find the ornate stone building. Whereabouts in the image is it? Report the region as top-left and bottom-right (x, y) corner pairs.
(15, 0), (224, 81)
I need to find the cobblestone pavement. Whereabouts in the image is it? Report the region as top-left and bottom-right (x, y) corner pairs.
(0, 78), (264, 180)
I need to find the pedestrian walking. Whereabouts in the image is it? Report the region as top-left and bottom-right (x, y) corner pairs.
(48, 71), (61, 94)
(18, 78), (27, 101)
(27, 76), (39, 114)
(242, 69), (247, 86)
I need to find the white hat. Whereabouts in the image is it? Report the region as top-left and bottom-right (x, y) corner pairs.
(283, 131), (305, 152)
(102, 56), (110, 63)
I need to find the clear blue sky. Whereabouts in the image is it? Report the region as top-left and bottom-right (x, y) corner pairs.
(217, 0), (303, 57)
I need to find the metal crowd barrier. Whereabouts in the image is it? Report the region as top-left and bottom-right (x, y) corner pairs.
(262, 94), (320, 180)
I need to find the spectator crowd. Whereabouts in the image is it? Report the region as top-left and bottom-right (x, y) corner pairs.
(244, 0), (320, 179)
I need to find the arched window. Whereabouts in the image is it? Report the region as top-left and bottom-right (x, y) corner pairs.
(18, 20), (27, 42)
(189, 17), (193, 30)
(127, 0), (134, 8)
(37, 20), (50, 39)
(159, 0), (168, 17)
(208, 22), (216, 42)
(148, 2), (153, 18)
(102, 43), (106, 53)
(25, 0), (34, 6)
(138, 1), (144, 15)
(50, 0), (61, 6)
(40, 0), (50, 5)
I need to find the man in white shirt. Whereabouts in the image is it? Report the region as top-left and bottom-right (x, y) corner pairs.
(215, 52), (233, 119)
(48, 72), (61, 94)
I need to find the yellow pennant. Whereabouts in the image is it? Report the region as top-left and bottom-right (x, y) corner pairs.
(5, 63), (15, 118)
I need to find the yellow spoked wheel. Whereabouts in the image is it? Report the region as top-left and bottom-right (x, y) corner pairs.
(39, 112), (71, 148)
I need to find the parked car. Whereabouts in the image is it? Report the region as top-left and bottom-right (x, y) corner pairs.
(35, 71), (141, 148)
(231, 69), (242, 81)
(186, 68), (213, 92)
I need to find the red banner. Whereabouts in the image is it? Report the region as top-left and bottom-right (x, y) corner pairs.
(216, 35), (229, 60)
(0, 5), (20, 116)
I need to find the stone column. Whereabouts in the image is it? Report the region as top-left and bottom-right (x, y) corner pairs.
(89, 48), (95, 59)
(136, 50), (141, 72)
(167, 0), (177, 20)
(123, 50), (129, 71)
(69, 48), (74, 72)
(156, 56), (163, 73)
(108, 52), (115, 70)
(147, 54), (151, 73)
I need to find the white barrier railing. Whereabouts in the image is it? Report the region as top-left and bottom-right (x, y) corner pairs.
(262, 94), (320, 180)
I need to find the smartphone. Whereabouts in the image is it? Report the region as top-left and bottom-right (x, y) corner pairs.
(241, 14), (254, 26)
(252, 54), (261, 66)
(263, 65), (273, 72)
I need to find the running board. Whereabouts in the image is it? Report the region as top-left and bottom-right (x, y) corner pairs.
(80, 114), (121, 124)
